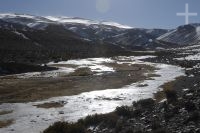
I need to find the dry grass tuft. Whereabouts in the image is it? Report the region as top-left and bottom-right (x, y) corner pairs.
(69, 67), (93, 76)
(34, 102), (64, 109)
(0, 119), (13, 128)
(0, 110), (13, 116)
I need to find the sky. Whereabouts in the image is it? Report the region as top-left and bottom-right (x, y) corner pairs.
(0, 0), (200, 29)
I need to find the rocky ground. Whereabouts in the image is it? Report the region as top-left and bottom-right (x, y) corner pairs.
(44, 49), (200, 133)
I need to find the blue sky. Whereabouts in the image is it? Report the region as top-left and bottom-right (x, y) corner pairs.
(0, 0), (200, 29)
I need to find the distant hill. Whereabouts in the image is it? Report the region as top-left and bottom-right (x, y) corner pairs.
(1, 13), (200, 64)
(0, 14), (133, 64)
(157, 24), (200, 47)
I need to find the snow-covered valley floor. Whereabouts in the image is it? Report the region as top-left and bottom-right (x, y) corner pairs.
(0, 56), (185, 133)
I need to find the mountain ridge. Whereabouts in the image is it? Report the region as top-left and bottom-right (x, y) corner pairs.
(1, 13), (200, 64)
(0, 13), (133, 29)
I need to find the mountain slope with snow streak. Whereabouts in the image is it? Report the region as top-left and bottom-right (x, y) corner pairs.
(157, 24), (200, 46)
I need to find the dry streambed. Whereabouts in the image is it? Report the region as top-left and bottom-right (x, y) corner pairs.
(0, 56), (185, 133)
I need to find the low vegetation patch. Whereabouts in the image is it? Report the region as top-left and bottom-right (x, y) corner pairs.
(0, 62), (56, 76)
(43, 121), (85, 133)
(0, 119), (13, 128)
(164, 88), (177, 104)
(155, 77), (184, 103)
(0, 110), (13, 116)
(147, 73), (161, 78)
(34, 102), (64, 109)
(162, 81), (178, 104)
(115, 106), (133, 117)
(154, 90), (166, 103)
(43, 99), (156, 133)
(78, 113), (119, 128)
(137, 83), (148, 87)
(44, 113), (119, 133)
(69, 67), (93, 76)
(133, 98), (155, 109)
(151, 128), (168, 133)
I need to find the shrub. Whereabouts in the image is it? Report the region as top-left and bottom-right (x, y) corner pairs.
(115, 106), (133, 117)
(184, 101), (197, 112)
(162, 81), (178, 104)
(133, 98), (155, 109)
(164, 88), (177, 104)
(43, 122), (85, 133)
(185, 111), (199, 123)
(151, 120), (162, 130)
(79, 113), (119, 128)
(151, 128), (167, 133)
(80, 114), (103, 126)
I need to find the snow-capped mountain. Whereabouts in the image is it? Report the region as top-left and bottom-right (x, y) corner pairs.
(0, 13), (52, 29)
(0, 13), (138, 64)
(157, 24), (200, 46)
(155, 24), (200, 63)
(2, 13), (200, 51)
(2, 13), (200, 50)
(1, 13), (200, 69)
(0, 13), (169, 51)
(0, 13), (134, 43)
(45, 16), (133, 29)
(0, 13), (133, 30)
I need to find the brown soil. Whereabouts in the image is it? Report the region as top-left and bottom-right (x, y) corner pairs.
(0, 63), (156, 103)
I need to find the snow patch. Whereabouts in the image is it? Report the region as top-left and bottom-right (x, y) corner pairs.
(48, 58), (116, 74)
(45, 16), (133, 29)
(101, 21), (133, 29)
(12, 31), (29, 40)
(27, 23), (40, 28)
(0, 13), (35, 19)
(157, 29), (177, 40)
(149, 39), (153, 42)
(0, 56), (185, 133)
(17, 67), (75, 79)
(196, 26), (200, 36)
(175, 53), (200, 61)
